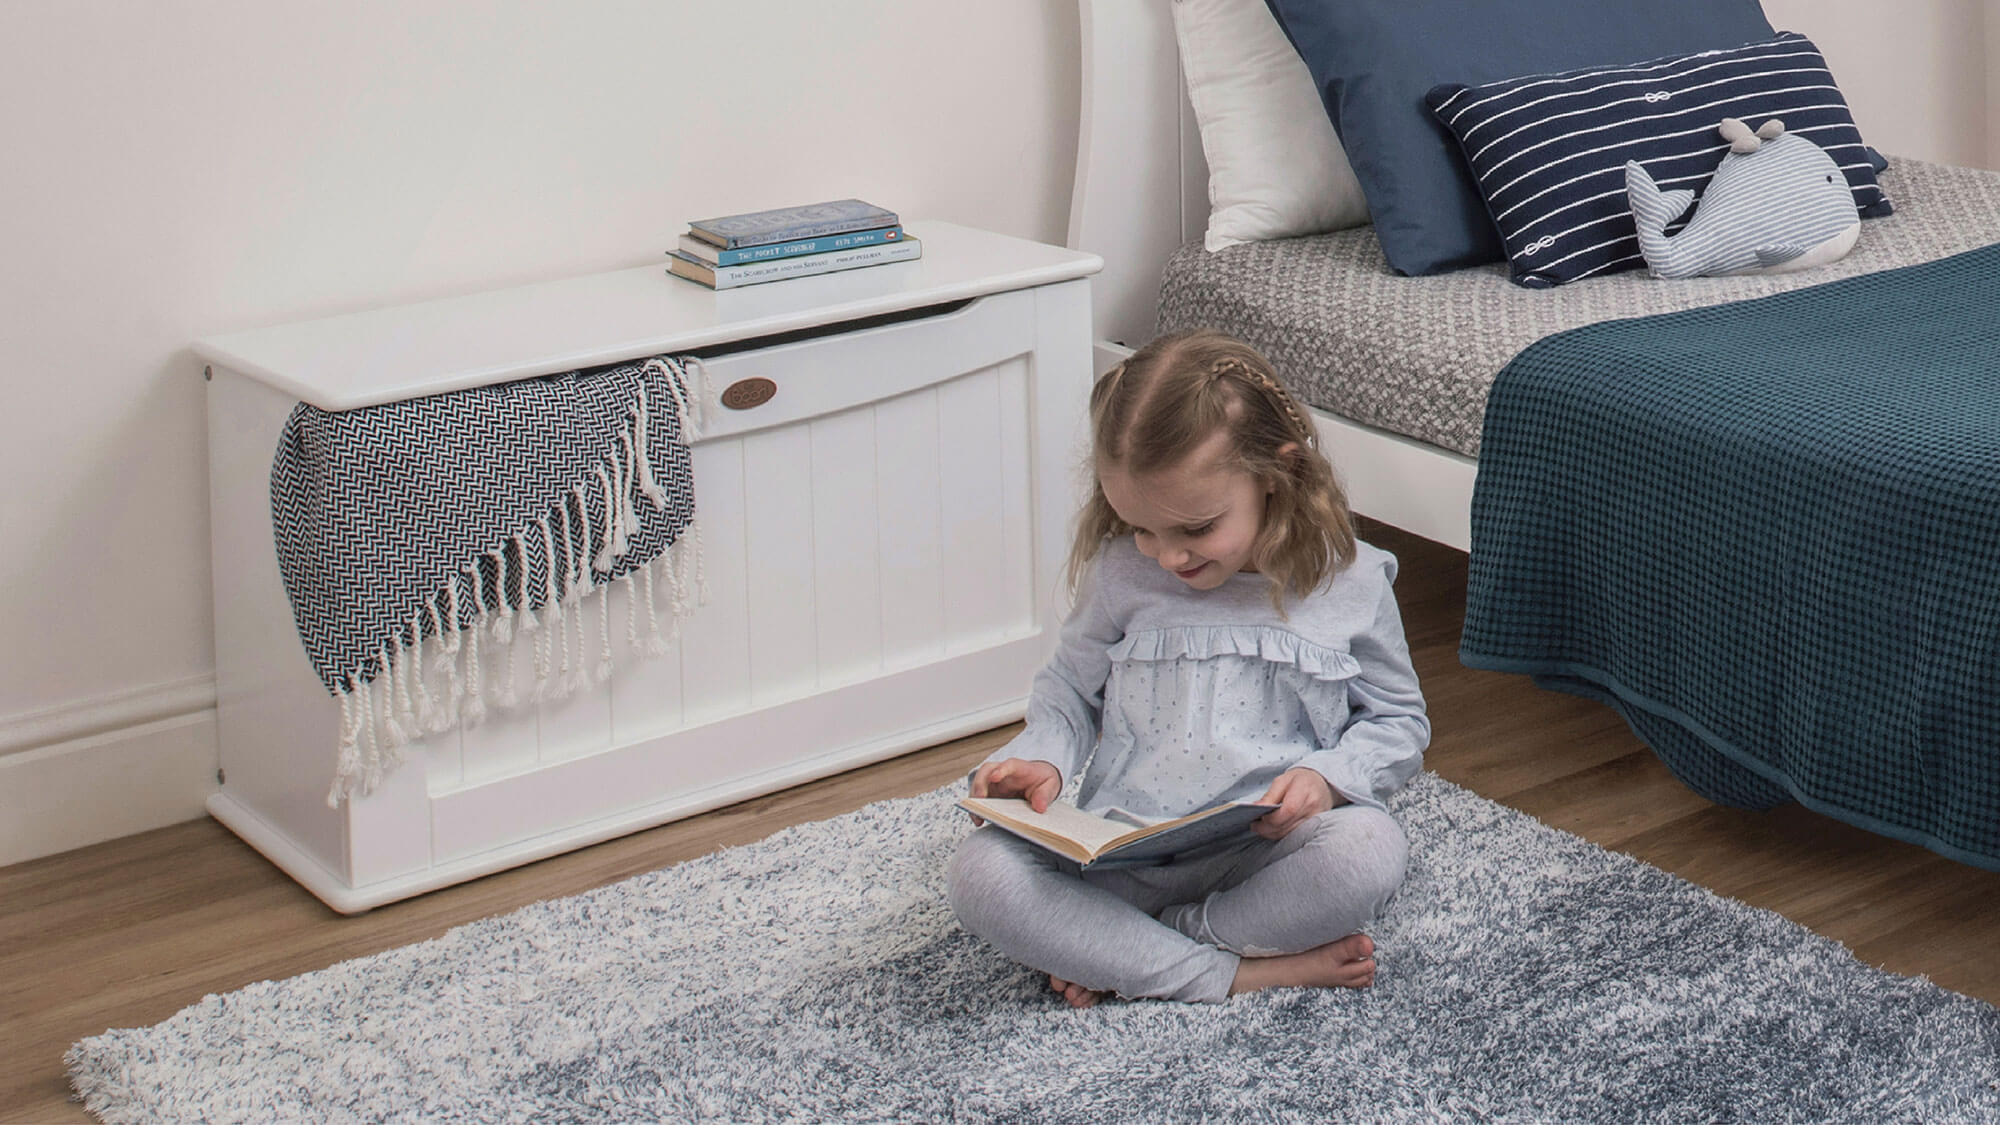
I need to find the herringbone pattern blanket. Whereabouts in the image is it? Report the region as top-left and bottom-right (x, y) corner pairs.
(271, 356), (703, 803)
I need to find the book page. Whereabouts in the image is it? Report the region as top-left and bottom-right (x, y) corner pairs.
(958, 798), (1136, 857)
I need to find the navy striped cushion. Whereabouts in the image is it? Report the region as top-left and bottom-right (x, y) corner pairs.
(1426, 33), (1891, 289)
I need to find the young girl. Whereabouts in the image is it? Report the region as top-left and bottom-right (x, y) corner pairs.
(946, 329), (1428, 1007)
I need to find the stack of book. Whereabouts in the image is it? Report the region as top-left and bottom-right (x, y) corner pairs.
(666, 199), (920, 290)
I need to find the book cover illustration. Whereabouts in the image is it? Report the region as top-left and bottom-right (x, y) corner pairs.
(676, 225), (902, 267)
(957, 796), (1278, 869)
(666, 235), (922, 290)
(687, 198), (900, 249)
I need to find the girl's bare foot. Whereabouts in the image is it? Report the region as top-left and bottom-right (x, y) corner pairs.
(1228, 933), (1376, 996)
(1048, 973), (1108, 1008)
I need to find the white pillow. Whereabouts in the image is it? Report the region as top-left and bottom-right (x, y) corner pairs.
(1172, 0), (1370, 251)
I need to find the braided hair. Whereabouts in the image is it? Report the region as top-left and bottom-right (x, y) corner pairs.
(1066, 330), (1357, 611)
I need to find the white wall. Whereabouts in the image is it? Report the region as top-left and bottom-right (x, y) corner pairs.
(0, 0), (1991, 865)
(1764, 0), (1994, 169)
(0, 0), (1081, 862)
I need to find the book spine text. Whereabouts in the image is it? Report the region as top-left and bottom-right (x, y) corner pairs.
(669, 237), (922, 289)
(702, 226), (903, 266)
(709, 239), (920, 288)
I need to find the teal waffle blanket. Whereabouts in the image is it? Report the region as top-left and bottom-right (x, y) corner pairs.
(1461, 242), (2000, 870)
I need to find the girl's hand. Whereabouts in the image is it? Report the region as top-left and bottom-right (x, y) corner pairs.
(967, 758), (1063, 824)
(1252, 767), (1340, 839)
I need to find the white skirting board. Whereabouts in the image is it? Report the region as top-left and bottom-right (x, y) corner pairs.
(0, 709), (218, 867)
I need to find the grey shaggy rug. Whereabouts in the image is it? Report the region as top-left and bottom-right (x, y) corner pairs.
(68, 773), (2000, 1123)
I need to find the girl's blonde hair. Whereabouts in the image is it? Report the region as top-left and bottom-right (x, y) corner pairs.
(1066, 329), (1357, 609)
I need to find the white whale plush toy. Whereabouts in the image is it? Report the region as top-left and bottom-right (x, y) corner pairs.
(1626, 118), (1861, 279)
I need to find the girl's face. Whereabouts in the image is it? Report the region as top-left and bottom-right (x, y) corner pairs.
(1099, 433), (1269, 591)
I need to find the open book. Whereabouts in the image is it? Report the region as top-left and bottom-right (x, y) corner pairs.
(957, 796), (1278, 869)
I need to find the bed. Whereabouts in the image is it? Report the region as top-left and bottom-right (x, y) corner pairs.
(1067, 0), (2000, 870)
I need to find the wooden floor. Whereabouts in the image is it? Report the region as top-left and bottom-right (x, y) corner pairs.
(6, 518), (1998, 1122)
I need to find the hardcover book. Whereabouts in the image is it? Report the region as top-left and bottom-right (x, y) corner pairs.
(956, 796), (1279, 869)
(675, 225), (903, 267)
(686, 198), (900, 250)
(666, 235), (922, 290)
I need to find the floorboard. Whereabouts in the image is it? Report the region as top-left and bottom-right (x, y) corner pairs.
(5, 519), (1996, 1122)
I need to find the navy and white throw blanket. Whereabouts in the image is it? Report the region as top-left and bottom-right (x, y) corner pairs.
(1462, 242), (2000, 871)
(272, 356), (707, 805)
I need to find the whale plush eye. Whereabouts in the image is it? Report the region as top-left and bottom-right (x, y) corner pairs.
(1826, 174), (1835, 182)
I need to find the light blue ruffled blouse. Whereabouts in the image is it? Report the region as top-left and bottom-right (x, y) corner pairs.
(982, 536), (1429, 818)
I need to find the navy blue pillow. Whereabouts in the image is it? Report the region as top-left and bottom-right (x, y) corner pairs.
(1261, 0), (1775, 277)
(1427, 33), (1892, 288)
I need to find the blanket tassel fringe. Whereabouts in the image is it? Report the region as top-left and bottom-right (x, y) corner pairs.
(326, 358), (711, 806)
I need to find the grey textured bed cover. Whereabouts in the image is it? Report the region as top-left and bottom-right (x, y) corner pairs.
(1158, 159), (2000, 457)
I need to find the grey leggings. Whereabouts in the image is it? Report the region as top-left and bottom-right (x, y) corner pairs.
(946, 804), (1409, 1004)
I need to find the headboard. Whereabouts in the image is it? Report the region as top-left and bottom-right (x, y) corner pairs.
(1066, 0), (1207, 357)
(1061, 0), (1478, 549)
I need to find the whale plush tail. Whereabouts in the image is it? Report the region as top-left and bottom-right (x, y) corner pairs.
(1626, 160), (1696, 266)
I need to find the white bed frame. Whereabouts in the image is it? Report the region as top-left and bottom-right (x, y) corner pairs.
(1066, 0), (1477, 551)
